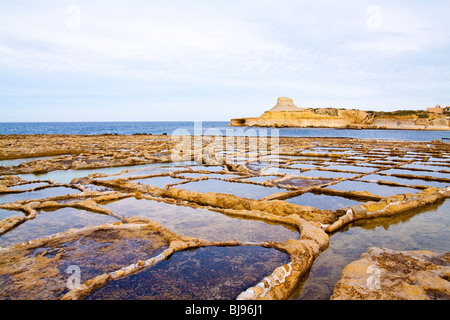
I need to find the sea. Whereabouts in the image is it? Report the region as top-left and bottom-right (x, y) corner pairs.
(0, 121), (450, 142)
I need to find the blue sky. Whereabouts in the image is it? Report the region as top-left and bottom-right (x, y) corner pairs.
(1, 0), (449, 121)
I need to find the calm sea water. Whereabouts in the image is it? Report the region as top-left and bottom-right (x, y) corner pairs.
(0, 122), (449, 141)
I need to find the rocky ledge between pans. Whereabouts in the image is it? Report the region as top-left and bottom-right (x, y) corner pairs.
(331, 247), (450, 300)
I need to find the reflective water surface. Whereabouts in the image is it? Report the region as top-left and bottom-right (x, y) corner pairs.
(292, 199), (450, 300)
(102, 197), (298, 243)
(0, 207), (119, 247)
(87, 246), (290, 300)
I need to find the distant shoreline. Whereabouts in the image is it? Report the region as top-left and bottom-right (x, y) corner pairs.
(0, 122), (449, 142)
(229, 97), (450, 132)
(228, 124), (450, 131)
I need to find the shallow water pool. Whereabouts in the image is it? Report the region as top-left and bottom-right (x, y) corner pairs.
(322, 165), (378, 173)
(173, 172), (241, 179)
(286, 163), (319, 170)
(0, 156), (50, 167)
(238, 175), (280, 183)
(284, 193), (363, 211)
(177, 179), (289, 200)
(0, 186), (81, 204)
(358, 174), (449, 189)
(380, 168), (450, 179)
(0, 208), (25, 220)
(18, 164), (153, 184)
(102, 197), (298, 242)
(0, 228), (169, 300)
(132, 176), (187, 188)
(292, 199), (450, 300)
(0, 207), (119, 247)
(297, 170), (357, 179)
(86, 245), (290, 300)
(8, 182), (50, 190)
(326, 180), (420, 197)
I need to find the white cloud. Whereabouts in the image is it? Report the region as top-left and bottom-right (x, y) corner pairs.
(0, 0), (449, 120)
(0, 1), (291, 79)
(350, 2), (450, 53)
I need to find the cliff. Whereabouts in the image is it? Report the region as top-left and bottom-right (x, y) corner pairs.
(229, 97), (450, 130)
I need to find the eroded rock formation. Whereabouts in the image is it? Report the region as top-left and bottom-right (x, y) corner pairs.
(230, 97), (450, 130)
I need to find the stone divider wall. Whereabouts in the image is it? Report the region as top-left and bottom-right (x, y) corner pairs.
(325, 187), (450, 233)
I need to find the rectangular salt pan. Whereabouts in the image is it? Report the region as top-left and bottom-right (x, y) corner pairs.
(326, 180), (420, 197)
(173, 179), (288, 200)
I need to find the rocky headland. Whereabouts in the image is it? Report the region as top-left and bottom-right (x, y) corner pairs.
(230, 97), (450, 130)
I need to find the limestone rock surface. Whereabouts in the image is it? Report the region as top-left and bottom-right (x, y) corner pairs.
(267, 97), (303, 112)
(331, 247), (450, 300)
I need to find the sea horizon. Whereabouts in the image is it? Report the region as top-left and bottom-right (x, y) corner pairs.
(0, 120), (229, 123)
(1, 121), (449, 141)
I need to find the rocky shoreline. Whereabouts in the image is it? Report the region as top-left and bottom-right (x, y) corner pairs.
(0, 134), (449, 300)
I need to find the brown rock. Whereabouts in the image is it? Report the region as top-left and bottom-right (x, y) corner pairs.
(351, 205), (368, 219)
(331, 247), (450, 300)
